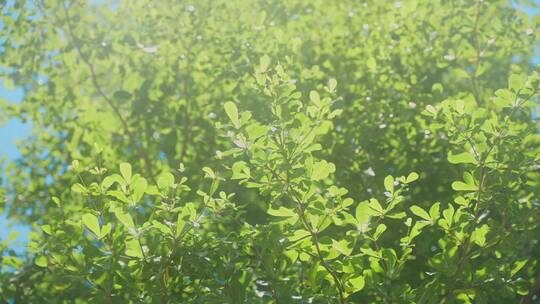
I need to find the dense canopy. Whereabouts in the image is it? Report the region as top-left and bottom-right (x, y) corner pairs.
(1, 0), (540, 303)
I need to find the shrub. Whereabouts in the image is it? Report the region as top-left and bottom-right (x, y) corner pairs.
(0, 0), (539, 303)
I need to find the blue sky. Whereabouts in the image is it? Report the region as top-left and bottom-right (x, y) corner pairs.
(0, 1), (539, 254)
(0, 80), (31, 253)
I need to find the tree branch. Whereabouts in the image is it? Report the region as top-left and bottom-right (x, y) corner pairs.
(61, 1), (155, 182)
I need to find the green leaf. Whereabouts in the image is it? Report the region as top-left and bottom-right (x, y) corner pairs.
(332, 239), (352, 256)
(259, 54), (271, 73)
(224, 101), (240, 128)
(373, 224), (387, 240)
(386, 211), (407, 219)
(384, 175), (394, 193)
(71, 159), (80, 171)
(369, 198), (384, 215)
(410, 205), (431, 221)
(115, 210), (135, 230)
(494, 89), (515, 108)
(360, 248), (382, 259)
(454, 196), (469, 206)
(101, 175), (119, 191)
(120, 162), (132, 182)
(202, 167), (217, 179)
(132, 176), (147, 203)
(471, 224), (489, 246)
(328, 78), (337, 92)
(447, 151), (476, 164)
(309, 90), (321, 106)
(71, 183), (87, 194)
(451, 181), (477, 192)
(429, 202), (440, 221)
(35, 256), (48, 268)
(41, 225), (52, 235)
(406, 172), (419, 183)
(348, 275), (365, 292)
(267, 206), (297, 217)
(152, 221), (173, 236)
(231, 161), (249, 180)
(157, 172), (175, 189)
(311, 160), (335, 181)
(100, 223), (112, 239)
(509, 74), (526, 92)
(51, 196), (61, 207)
(82, 213), (101, 237)
(442, 204), (455, 227)
(511, 259), (528, 277)
(125, 239), (143, 258)
(355, 201), (370, 226)
(463, 171), (475, 185)
(288, 230), (311, 242)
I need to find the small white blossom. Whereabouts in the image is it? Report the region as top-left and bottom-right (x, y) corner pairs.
(444, 54), (456, 61)
(365, 167), (376, 176)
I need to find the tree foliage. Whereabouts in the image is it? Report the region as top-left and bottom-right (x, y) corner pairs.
(1, 0), (540, 303)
